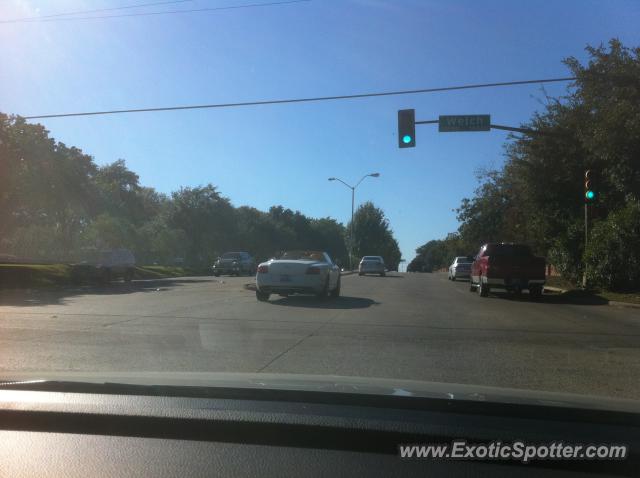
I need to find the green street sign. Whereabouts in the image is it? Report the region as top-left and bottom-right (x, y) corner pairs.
(438, 115), (490, 132)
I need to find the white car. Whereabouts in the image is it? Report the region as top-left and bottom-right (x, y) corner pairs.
(358, 256), (386, 276)
(448, 256), (472, 281)
(255, 250), (341, 301)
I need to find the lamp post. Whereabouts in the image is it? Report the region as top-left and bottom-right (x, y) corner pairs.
(328, 173), (380, 271)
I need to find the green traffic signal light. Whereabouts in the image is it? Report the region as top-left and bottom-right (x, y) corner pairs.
(584, 170), (597, 203)
(398, 109), (416, 148)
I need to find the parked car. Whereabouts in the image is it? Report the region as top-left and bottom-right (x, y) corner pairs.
(72, 248), (136, 283)
(212, 252), (255, 276)
(255, 250), (341, 301)
(448, 256), (473, 281)
(99, 249), (136, 282)
(469, 243), (545, 299)
(358, 256), (386, 276)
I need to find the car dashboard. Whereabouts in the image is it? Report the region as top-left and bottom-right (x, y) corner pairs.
(1, 380), (638, 477)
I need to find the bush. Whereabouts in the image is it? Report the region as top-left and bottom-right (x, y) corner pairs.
(547, 221), (584, 284)
(584, 201), (640, 291)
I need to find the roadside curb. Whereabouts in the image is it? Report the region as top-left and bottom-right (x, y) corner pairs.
(608, 300), (640, 310)
(544, 285), (640, 309)
(544, 286), (565, 293)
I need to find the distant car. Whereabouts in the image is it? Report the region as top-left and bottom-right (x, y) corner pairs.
(358, 256), (385, 276)
(98, 249), (136, 282)
(72, 248), (136, 283)
(213, 252), (255, 276)
(448, 256), (473, 281)
(470, 243), (545, 299)
(255, 250), (341, 301)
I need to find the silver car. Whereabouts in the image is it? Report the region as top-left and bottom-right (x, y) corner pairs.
(213, 252), (255, 276)
(358, 256), (386, 276)
(448, 256), (472, 281)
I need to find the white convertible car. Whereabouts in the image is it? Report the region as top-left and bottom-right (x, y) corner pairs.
(255, 250), (341, 301)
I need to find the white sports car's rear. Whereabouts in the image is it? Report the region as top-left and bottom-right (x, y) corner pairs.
(255, 251), (341, 301)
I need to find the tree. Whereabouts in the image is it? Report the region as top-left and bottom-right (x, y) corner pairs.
(0, 114), (97, 260)
(349, 202), (401, 270)
(1, 113), (351, 268)
(585, 201), (640, 291)
(411, 233), (471, 272)
(81, 213), (136, 251)
(443, 39), (640, 290)
(309, 218), (348, 266)
(169, 185), (236, 267)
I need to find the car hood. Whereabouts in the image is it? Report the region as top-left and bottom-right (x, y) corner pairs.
(1, 372), (638, 413)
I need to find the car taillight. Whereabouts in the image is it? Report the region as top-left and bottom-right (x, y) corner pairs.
(257, 265), (269, 273)
(306, 267), (321, 275)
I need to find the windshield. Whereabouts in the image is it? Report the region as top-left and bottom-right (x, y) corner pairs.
(221, 253), (242, 260)
(485, 245), (533, 257)
(279, 250), (325, 261)
(1, 0), (639, 413)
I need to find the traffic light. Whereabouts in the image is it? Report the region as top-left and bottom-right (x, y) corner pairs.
(584, 169), (597, 202)
(398, 109), (415, 148)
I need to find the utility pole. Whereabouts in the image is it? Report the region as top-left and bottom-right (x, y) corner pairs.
(351, 187), (355, 268)
(328, 173), (380, 270)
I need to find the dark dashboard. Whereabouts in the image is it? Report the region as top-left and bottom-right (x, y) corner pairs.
(1, 379), (638, 477)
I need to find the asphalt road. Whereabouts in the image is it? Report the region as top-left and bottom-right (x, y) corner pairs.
(1, 272), (640, 399)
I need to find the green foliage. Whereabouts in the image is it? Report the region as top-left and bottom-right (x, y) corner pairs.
(546, 220), (584, 284)
(0, 113), (370, 269)
(585, 201), (640, 291)
(410, 39), (640, 291)
(410, 233), (470, 272)
(82, 213), (136, 251)
(349, 202), (402, 270)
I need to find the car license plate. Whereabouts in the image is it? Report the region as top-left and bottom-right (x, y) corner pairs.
(280, 275), (291, 283)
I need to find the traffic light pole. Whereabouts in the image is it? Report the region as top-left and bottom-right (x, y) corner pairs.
(583, 203), (588, 288)
(582, 170), (596, 288)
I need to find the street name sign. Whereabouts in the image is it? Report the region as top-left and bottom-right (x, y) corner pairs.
(438, 115), (490, 132)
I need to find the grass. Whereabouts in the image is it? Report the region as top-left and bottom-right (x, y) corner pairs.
(0, 263), (207, 288)
(0, 263), (73, 287)
(593, 290), (640, 305)
(545, 275), (640, 306)
(545, 275), (578, 290)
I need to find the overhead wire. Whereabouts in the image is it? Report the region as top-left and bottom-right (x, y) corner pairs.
(23, 77), (577, 120)
(1, 0), (311, 24)
(0, 0), (194, 23)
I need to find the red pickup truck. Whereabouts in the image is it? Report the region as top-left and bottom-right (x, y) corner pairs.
(470, 243), (545, 299)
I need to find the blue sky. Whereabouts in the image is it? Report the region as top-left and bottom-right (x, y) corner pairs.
(1, 0), (639, 264)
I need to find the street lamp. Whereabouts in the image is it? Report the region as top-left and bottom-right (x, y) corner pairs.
(328, 172), (380, 271)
